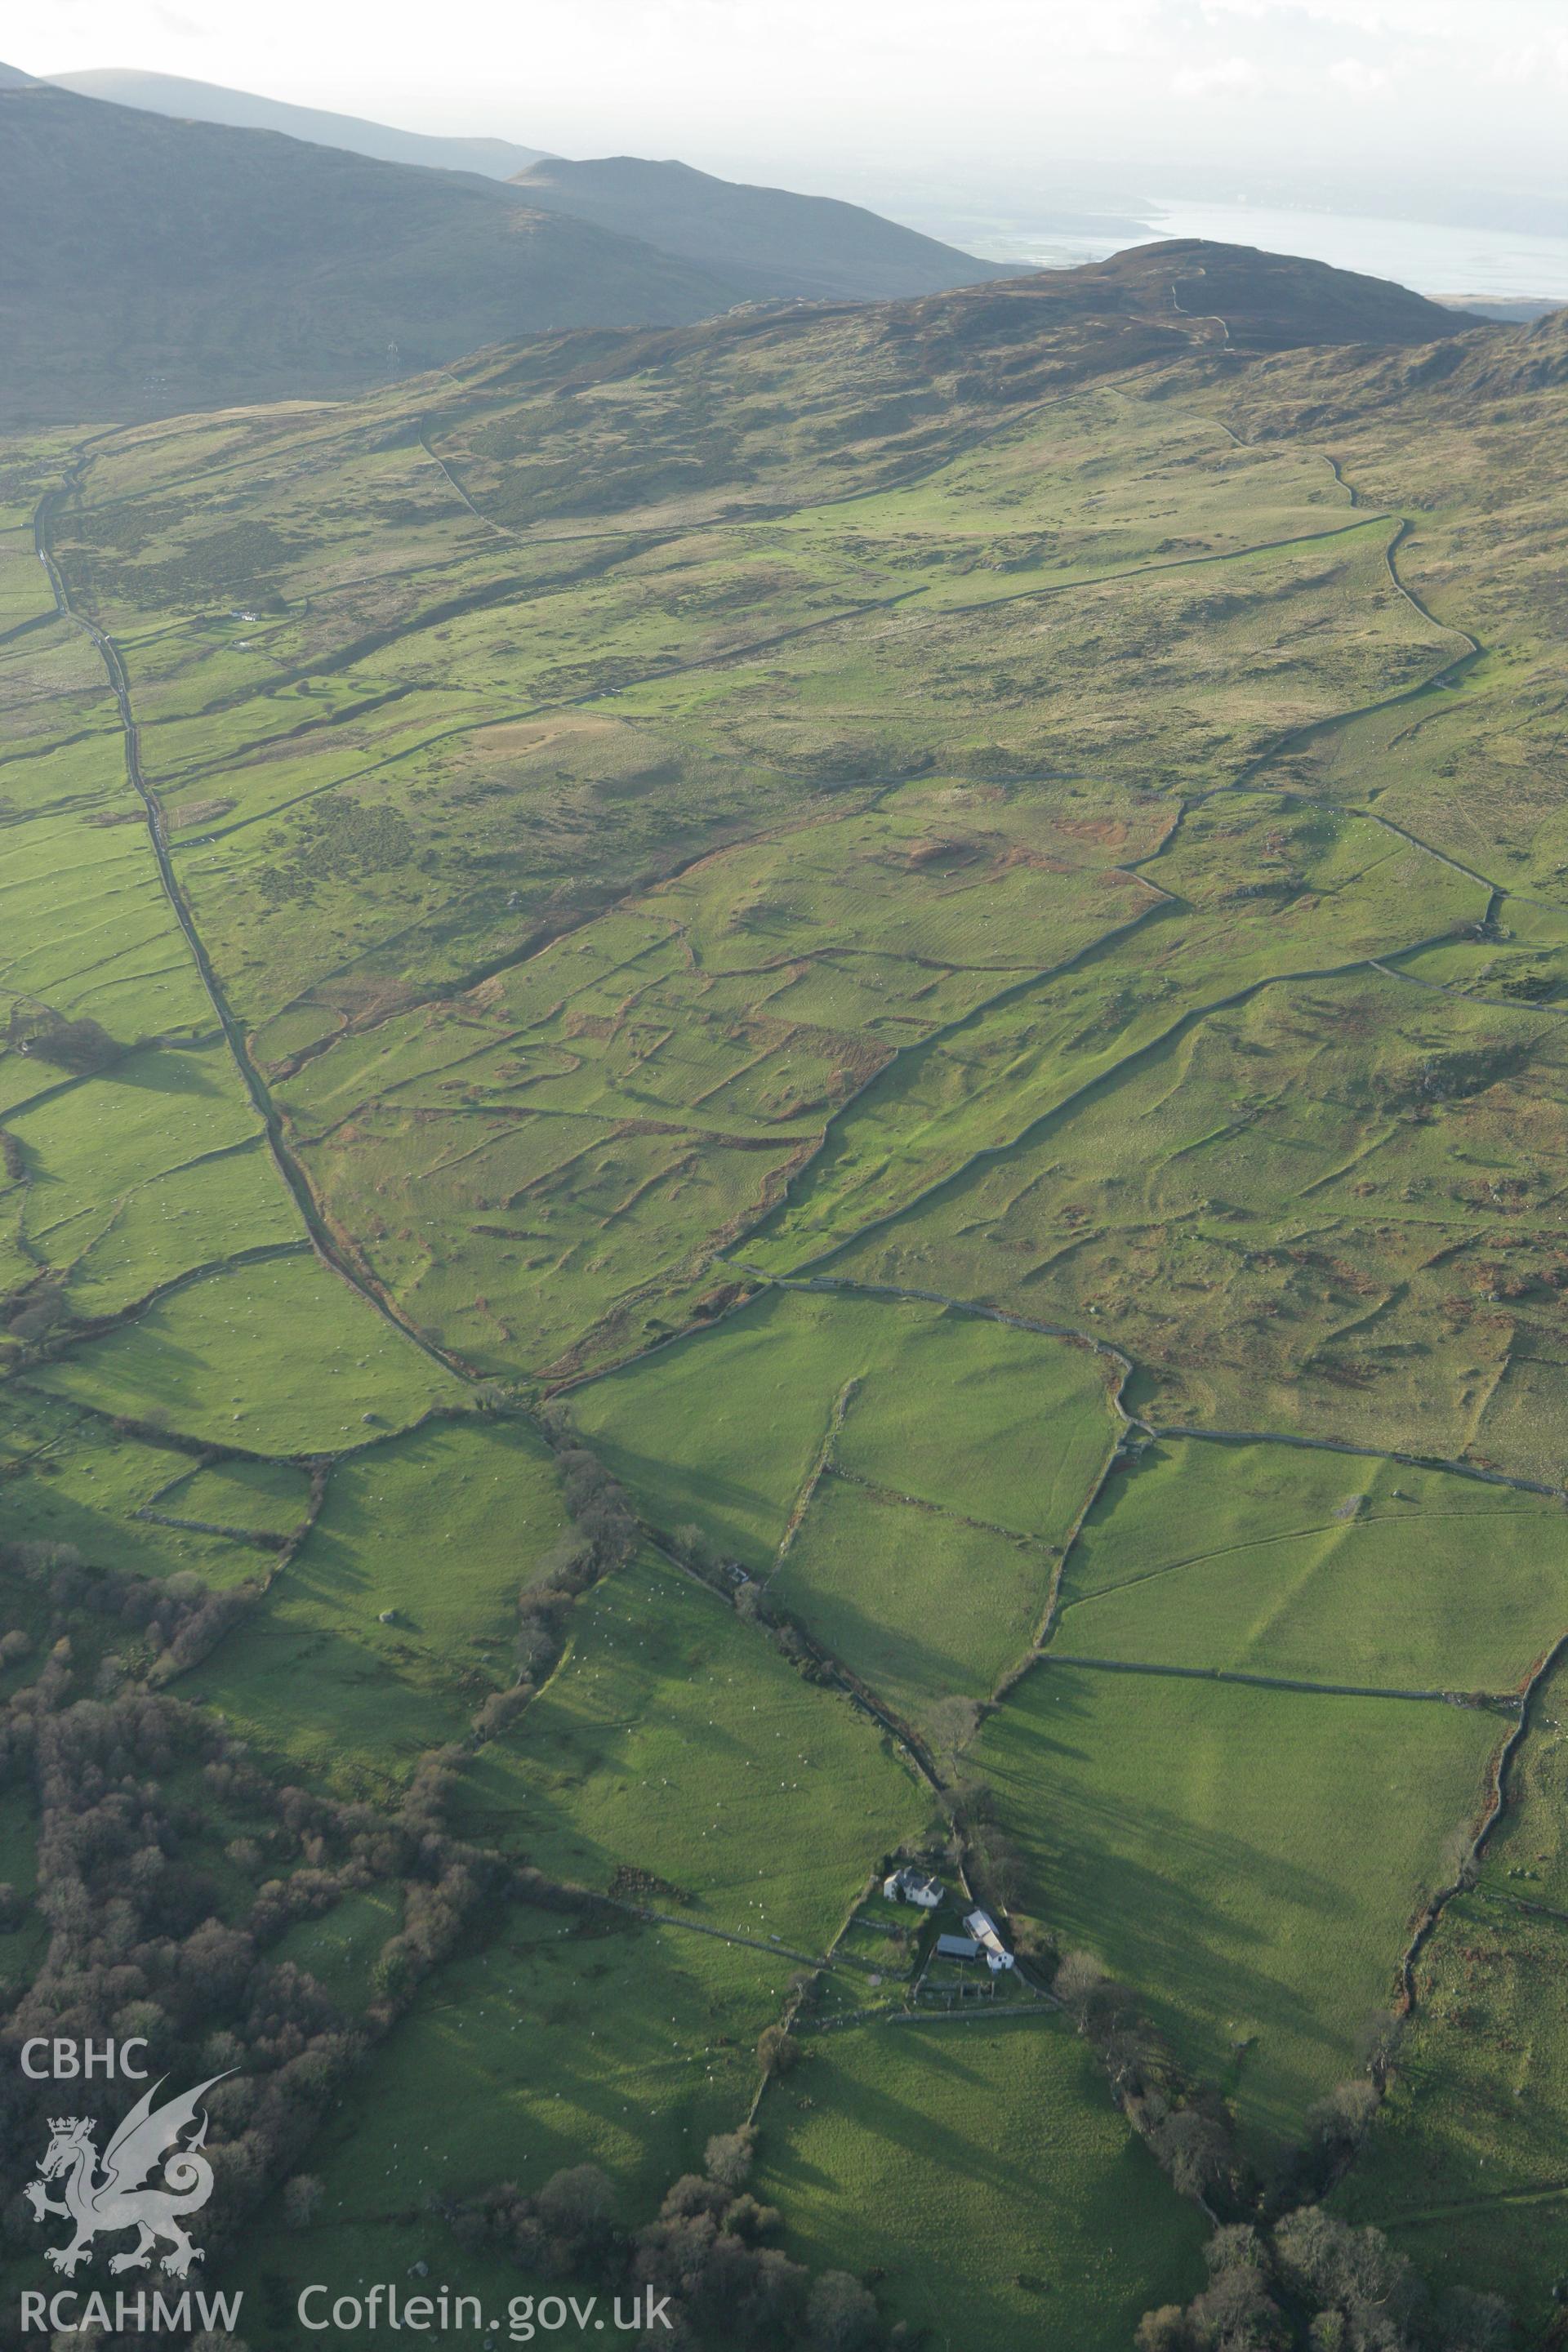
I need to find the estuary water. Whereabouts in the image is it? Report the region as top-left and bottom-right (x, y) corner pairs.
(967, 198), (1568, 305)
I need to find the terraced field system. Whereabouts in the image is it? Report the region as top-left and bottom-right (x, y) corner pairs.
(3, 282), (1568, 2341)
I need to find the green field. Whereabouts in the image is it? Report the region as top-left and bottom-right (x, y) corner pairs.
(158, 1451), (314, 1537)
(572, 1284), (1116, 1724)
(310, 1905), (776, 2216)
(452, 1552), (925, 1954)
(824, 960), (1568, 1476)
(756, 2016), (1207, 2347)
(975, 1662), (1503, 2150)
(295, 1411), (568, 1646)
(1057, 1436), (1568, 1693)
(171, 1417), (568, 1794)
(35, 1251), (467, 1452)
(0, 1388), (305, 1582)
(572, 1284), (1116, 1561)
(228, 1904), (786, 2350)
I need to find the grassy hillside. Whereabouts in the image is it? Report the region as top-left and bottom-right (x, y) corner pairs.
(2, 244), (1564, 2343)
(755, 2018), (1207, 2346)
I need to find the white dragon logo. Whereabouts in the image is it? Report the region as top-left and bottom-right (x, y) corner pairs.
(24, 2074), (228, 2278)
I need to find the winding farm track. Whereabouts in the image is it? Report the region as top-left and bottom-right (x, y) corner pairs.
(32, 473), (488, 1391)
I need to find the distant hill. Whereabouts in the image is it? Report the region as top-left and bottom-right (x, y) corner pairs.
(1438, 295), (1563, 326)
(0, 82), (745, 423)
(510, 155), (1015, 301)
(1094, 238), (1477, 350)
(0, 58), (36, 85)
(47, 65), (549, 177)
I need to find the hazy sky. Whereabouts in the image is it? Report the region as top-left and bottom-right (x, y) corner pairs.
(19, 0), (1568, 200)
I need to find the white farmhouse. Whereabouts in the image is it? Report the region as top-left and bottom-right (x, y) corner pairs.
(884, 1866), (943, 1909)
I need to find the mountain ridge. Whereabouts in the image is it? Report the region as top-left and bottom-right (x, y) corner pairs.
(46, 64), (550, 177)
(509, 154), (1017, 301)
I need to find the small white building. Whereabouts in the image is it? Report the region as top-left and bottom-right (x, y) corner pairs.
(964, 1904), (1016, 1970)
(884, 1866), (943, 1909)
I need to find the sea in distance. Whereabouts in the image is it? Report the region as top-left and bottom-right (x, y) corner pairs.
(964, 197), (1568, 304)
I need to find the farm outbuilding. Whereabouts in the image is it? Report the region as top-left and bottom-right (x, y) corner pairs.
(963, 1905), (1016, 1970)
(935, 1933), (982, 1961)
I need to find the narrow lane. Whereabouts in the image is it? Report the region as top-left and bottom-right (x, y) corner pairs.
(33, 472), (483, 1388)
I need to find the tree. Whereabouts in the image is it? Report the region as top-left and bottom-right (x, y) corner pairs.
(10, 1005), (121, 1073)
(370, 1940), (416, 2003)
(924, 1695), (980, 1762)
(7, 1293), (65, 1346)
(1054, 1949), (1138, 2040)
(1054, 1948), (1107, 2016)
(1274, 2206), (1424, 2345)
(757, 2024), (799, 2077)
(281, 2175), (323, 2231)
(806, 2269), (880, 2352)
(536, 2163), (614, 2246)
(1356, 2008), (1406, 2082)
(1187, 2256), (1285, 2348)
(1153, 2106), (1234, 2201)
(1443, 2288), (1514, 2351)
(704, 2127), (755, 2191)
(1303, 2078), (1379, 2182)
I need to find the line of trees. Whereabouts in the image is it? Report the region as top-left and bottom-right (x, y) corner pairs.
(451, 2125), (904, 2352)
(0, 1530), (537, 2321)
(2, 1534), (264, 1690)
(1045, 1944), (1515, 2350)
(496, 1442), (639, 1738)
(1054, 1950), (1245, 2211)
(1136, 2212), (1511, 2352)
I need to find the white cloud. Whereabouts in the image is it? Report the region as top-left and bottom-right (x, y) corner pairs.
(1327, 55), (1390, 97)
(14, 0), (1568, 194)
(1490, 35), (1568, 83)
(1174, 54), (1267, 97)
